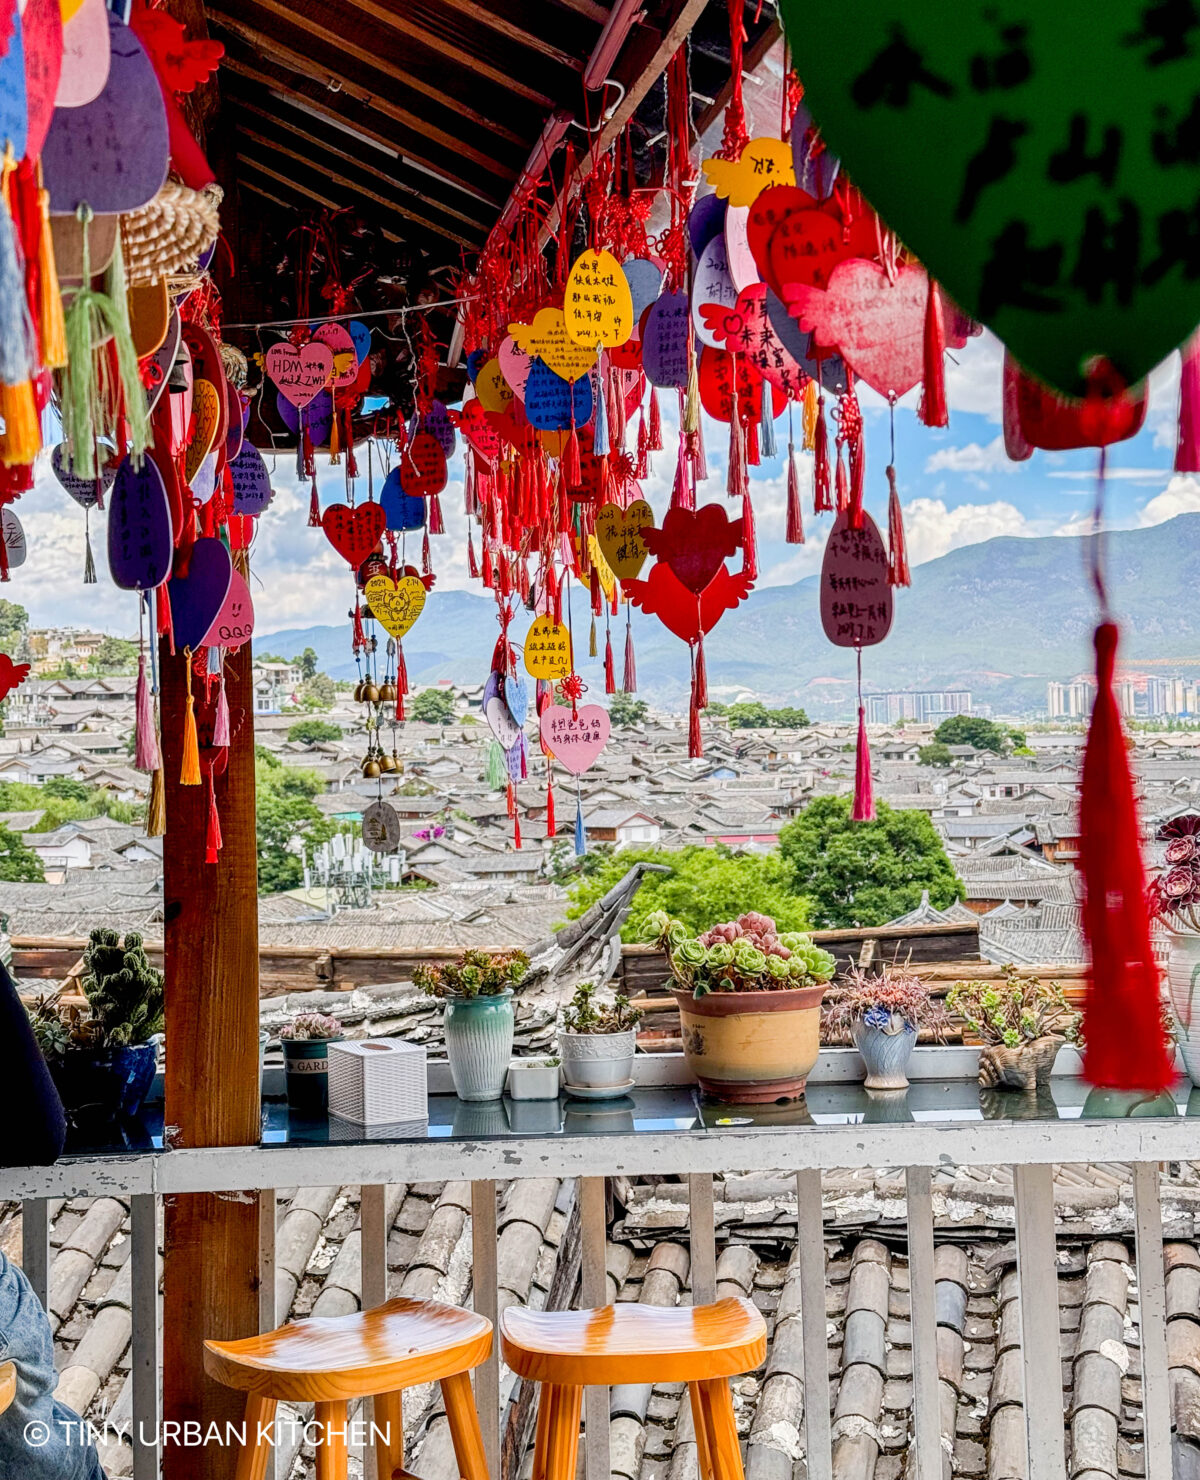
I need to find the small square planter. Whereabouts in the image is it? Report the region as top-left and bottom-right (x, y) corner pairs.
(506, 1059), (561, 1101)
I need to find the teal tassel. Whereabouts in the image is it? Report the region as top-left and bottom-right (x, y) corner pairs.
(485, 739), (507, 790)
(574, 791), (587, 856)
(760, 380), (777, 459)
(0, 186), (34, 385)
(592, 365), (609, 456)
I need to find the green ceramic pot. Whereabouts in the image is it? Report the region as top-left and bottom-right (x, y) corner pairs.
(282, 1036), (342, 1113)
(443, 991), (514, 1101)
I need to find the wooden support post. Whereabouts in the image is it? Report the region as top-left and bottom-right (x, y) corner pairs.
(160, 638), (261, 1480)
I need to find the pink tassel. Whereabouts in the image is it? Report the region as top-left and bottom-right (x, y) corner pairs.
(852, 703), (875, 821)
(428, 493), (445, 534)
(692, 417), (708, 482)
(134, 654), (160, 772)
(1177, 331), (1200, 473)
(671, 443), (694, 510)
(205, 777), (223, 865)
(604, 632), (616, 693)
(835, 445), (849, 513)
(213, 673), (230, 747)
(546, 777), (557, 838)
(887, 465), (911, 587)
(623, 626), (637, 692)
(422, 531), (432, 574)
(785, 442), (805, 544)
(728, 415), (747, 500)
(648, 386), (663, 450)
(467, 528), (479, 578)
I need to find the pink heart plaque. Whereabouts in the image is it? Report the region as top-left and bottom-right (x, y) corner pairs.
(312, 322), (359, 389)
(786, 260), (929, 400)
(265, 340), (334, 409)
(539, 704), (610, 775)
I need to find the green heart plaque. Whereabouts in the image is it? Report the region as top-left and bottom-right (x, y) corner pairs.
(777, 2), (1200, 393)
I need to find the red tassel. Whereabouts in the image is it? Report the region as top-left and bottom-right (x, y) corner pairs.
(727, 415), (746, 500)
(851, 705), (875, 822)
(1177, 331), (1200, 473)
(636, 410), (649, 479)
(919, 278), (949, 428)
(886, 465), (911, 588)
(745, 415), (760, 467)
(345, 414), (358, 478)
(785, 442), (805, 544)
(506, 780), (516, 819)
(467, 529), (479, 578)
(513, 813), (522, 849)
(205, 777), (222, 864)
(302, 421), (315, 478)
(741, 491), (757, 582)
(352, 598), (366, 652)
(671, 446), (693, 510)
(834, 445), (850, 513)
(481, 540), (493, 588)
(421, 531), (432, 575)
(308, 477), (320, 527)
(396, 639), (408, 696)
(813, 398), (832, 511)
(589, 565), (602, 615)
(563, 426), (582, 487)
(693, 635), (708, 709)
(428, 493), (445, 534)
(546, 777), (557, 838)
(623, 624), (637, 692)
(604, 632), (616, 693)
(648, 386), (663, 450)
(688, 673), (704, 760)
(1080, 621), (1173, 1091)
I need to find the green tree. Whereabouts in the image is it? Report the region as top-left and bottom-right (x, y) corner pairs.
(0, 600), (28, 647)
(723, 701), (771, 728)
(255, 747), (329, 893)
(769, 706), (810, 727)
(562, 846), (809, 942)
(288, 718), (341, 745)
(95, 636), (138, 672)
(778, 796), (963, 929)
(44, 776), (91, 802)
(608, 693), (648, 727)
(918, 741), (953, 766)
(0, 824), (44, 881)
(295, 647), (320, 681)
(409, 688), (456, 724)
(710, 701), (810, 728)
(933, 715), (1012, 754)
(299, 673), (336, 711)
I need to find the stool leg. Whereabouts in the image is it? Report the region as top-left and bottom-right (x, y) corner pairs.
(688, 1383), (715, 1480)
(695, 1380), (745, 1480)
(441, 1370), (490, 1480)
(543, 1384), (583, 1480)
(374, 1390), (404, 1480)
(530, 1383), (553, 1480)
(314, 1399), (349, 1480)
(234, 1393), (278, 1480)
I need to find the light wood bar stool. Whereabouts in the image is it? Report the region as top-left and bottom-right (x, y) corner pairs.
(501, 1297), (766, 1480)
(205, 1297), (492, 1480)
(0, 1361), (15, 1415)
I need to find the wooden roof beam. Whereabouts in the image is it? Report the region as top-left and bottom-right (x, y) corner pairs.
(208, 14), (512, 193)
(435, 0), (593, 71)
(235, 156), (406, 245)
(328, 0), (557, 108)
(231, 98), (491, 235)
(213, 0), (528, 148)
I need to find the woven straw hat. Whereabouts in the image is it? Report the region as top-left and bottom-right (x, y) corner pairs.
(121, 180), (223, 288)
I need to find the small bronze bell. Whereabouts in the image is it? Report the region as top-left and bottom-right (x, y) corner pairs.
(379, 752), (397, 773)
(353, 680), (366, 702)
(363, 683), (380, 705)
(362, 756), (382, 778)
(379, 681), (397, 703)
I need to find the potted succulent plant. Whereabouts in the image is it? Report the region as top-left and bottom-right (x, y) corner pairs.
(506, 1055), (562, 1101)
(821, 964), (952, 1089)
(1149, 813), (1200, 1084)
(558, 984), (643, 1098)
(28, 928), (165, 1126)
(415, 950), (528, 1101)
(946, 967), (1080, 1092)
(278, 1011), (344, 1113)
(645, 910), (835, 1103)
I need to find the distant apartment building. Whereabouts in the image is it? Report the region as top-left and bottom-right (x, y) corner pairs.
(1047, 680), (1095, 719)
(864, 690), (972, 726)
(27, 627), (107, 673)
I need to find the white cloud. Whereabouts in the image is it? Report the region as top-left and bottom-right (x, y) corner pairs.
(897, 496), (1033, 565)
(1138, 474), (1200, 527)
(924, 435), (1013, 475)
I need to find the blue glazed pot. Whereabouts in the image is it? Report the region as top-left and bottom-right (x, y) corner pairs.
(852, 1013), (918, 1090)
(444, 991), (515, 1101)
(50, 1042), (157, 1127)
(282, 1037), (342, 1113)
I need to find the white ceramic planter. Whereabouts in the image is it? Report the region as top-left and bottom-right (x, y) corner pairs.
(1167, 929), (1200, 1085)
(506, 1060), (561, 1101)
(558, 1029), (637, 1090)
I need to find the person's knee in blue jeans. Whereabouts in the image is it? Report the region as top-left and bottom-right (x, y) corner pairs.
(0, 1251), (106, 1479)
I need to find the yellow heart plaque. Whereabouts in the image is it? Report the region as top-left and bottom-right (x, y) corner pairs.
(364, 574), (427, 640)
(595, 499), (654, 582)
(523, 614), (573, 680)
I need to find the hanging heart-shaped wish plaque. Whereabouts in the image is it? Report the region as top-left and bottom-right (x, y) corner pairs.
(363, 574), (426, 639)
(642, 504), (744, 594)
(775, 1), (1200, 394)
(820, 510), (893, 648)
(523, 615), (573, 681)
(52, 441), (116, 507)
(379, 468), (426, 532)
(312, 322), (359, 389)
(265, 340), (333, 409)
(539, 704), (611, 775)
(322, 502), (385, 567)
(596, 499), (653, 582)
(1, 510), (26, 571)
(229, 441), (273, 517)
(203, 569), (254, 650)
(483, 671), (522, 750)
(108, 454), (172, 590)
(169, 537), (232, 652)
(564, 249), (635, 348)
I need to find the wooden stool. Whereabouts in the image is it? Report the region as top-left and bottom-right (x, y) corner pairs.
(501, 1297), (766, 1480)
(0, 1361), (15, 1416)
(205, 1297), (492, 1480)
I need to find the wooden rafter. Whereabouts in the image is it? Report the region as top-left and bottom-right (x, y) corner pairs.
(234, 154), (406, 244)
(208, 13), (513, 191)
(435, 0), (591, 71)
(232, 97), (491, 235)
(694, 15), (781, 138)
(326, 0), (558, 107)
(213, 0), (528, 149)
(236, 125), (481, 248)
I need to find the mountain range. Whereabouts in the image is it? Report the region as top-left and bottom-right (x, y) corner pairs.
(261, 513), (1200, 718)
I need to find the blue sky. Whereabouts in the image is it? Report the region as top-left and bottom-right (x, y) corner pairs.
(12, 330), (1196, 642)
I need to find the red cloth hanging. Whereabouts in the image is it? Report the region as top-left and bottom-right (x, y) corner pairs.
(1080, 621), (1174, 1091)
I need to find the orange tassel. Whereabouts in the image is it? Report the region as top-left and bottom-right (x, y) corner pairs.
(180, 654), (201, 785)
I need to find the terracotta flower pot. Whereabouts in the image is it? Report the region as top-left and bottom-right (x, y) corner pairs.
(671, 985), (826, 1103)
